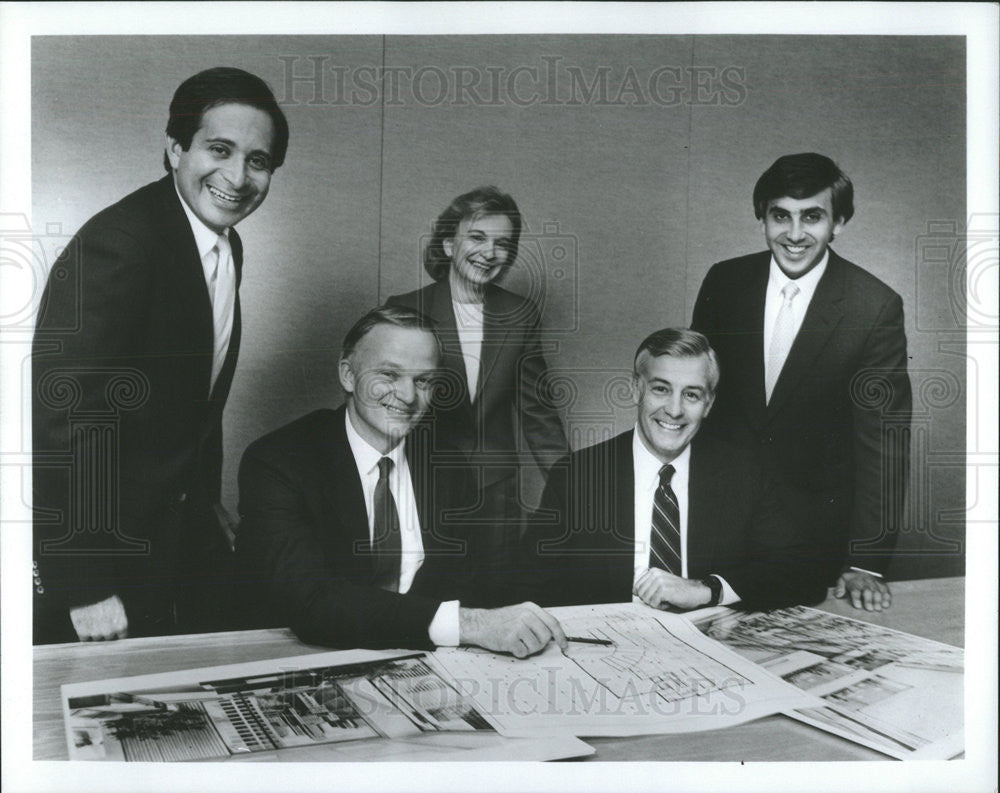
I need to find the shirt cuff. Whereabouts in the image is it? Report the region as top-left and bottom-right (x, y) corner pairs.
(427, 600), (460, 646)
(713, 575), (741, 606)
(848, 566), (883, 578)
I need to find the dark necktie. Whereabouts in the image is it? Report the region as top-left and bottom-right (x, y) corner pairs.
(372, 456), (402, 592)
(649, 463), (682, 575)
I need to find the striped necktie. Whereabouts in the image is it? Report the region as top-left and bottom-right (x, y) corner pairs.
(649, 463), (681, 575)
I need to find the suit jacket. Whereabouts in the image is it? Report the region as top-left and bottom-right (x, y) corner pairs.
(691, 249), (912, 578)
(32, 175), (242, 637)
(235, 406), (483, 649)
(386, 280), (568, 488)
(525, 430), (829, 610)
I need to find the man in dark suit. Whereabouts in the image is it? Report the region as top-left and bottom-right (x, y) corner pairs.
(32, 67), (289, 643)
(692, 153), (912, 612)
(236, 305), (567, 657)
(527, 328), (827, 612)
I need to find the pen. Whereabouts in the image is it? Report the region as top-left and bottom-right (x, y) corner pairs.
(566, 636), (614, 646)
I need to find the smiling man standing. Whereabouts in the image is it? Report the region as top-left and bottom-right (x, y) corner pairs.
(692, 153), (912, 612)
(32, 67), (289, 643)
(526, 328), (827, 612)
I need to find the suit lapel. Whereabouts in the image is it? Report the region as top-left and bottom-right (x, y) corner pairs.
(732, 255), (770, 430)
(604, 431), (636, 598)
(479, 287), (514, 399)
(767, 252), (846, 417)
(613, 430), (636, 549)
(685, 440), (718, 575)
(406, 427), (435, 552)
(156, 176), (217, 400)
(425, 281), (473, 409)
(319, 408), (374, 575)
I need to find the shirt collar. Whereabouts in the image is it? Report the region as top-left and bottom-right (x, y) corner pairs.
(173, 177), (229, 259)
(345, 407), (406, 477)
(767, 249), (828, 302)
(632, 427), (691, 490)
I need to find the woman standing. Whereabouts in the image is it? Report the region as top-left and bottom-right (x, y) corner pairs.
(387, 186), (568, 583)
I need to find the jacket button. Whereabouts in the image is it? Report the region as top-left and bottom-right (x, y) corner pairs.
(36, 585), (45, 594)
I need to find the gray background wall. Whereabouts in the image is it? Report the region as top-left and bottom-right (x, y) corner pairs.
(32, 35), (966, 580)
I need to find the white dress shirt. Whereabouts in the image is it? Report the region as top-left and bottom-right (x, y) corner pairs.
(762, 252), (828, 388)
(174, 181), (235, 392)
(452, 299), (484, 402)
(344, 411), (460, 645)
(632, 430), (739, 605)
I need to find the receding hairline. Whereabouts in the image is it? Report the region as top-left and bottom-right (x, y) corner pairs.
(341, 321), (439, 361)
(633, 348), (719, 394)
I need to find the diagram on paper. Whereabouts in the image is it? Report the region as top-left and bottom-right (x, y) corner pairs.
(431, 603), (815, 737)
(558, 606), (750, 703)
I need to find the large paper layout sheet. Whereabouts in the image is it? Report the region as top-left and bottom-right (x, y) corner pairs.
(430, 603), (819, 737)
(60, 649), (590, 762)
(689, 605), (965, 759)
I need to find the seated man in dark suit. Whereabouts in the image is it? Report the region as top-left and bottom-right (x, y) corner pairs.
(527, 328), (827, 612)
(236, 305), (566, 657)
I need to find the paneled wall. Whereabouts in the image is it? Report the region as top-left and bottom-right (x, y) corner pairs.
(32, 35), (966, 578)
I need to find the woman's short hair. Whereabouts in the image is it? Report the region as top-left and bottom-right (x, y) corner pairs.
(423, 186), (523, 281)
(633, 327), (720, 394)
(752, 153), (854, 224)
(163, 66), (289, 173)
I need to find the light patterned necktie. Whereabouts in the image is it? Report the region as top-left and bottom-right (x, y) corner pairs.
(765, 282), (800, 403)
(209, 233), (236, 392)
(649, 464), (681, 575)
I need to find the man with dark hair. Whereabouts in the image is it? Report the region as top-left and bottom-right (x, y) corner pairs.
(526, 328), (827, 611)
(235, 305), (567, 656)
(32, 67), (289, 643)
(692, 152), (912, 611)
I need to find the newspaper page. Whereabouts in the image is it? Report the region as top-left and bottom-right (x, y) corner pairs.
(689, 605), (965, 759)
(62, 649), (501, 761)
(430, 602), (820, 737)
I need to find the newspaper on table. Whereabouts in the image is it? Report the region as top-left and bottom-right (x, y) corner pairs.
(430, 602), (821, 737)
(688, 605), (964, 759)
(61, 649), (591, 762)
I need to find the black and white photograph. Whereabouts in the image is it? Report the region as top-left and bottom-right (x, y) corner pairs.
(1, 3), (996, 793)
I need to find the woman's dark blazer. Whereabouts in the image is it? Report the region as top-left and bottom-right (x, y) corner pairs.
(387, 279), (568, 489)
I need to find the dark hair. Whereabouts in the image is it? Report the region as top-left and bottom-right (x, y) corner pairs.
(163, 67), (289, 173)
(633, 327), (720, 394)
(752, 153), (854, 224)
(341, 304), (441, 361)
(423, 186), (523, 281)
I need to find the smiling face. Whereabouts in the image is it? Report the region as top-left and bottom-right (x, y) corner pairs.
(761, 188), (845, 278)
(339, 324), (439, 453)
(443, 213), (515, 294)
(167, 102), (276, 232)
(633, 352), (715, 464)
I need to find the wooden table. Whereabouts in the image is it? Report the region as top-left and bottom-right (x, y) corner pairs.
(33, 577), (964, 761)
